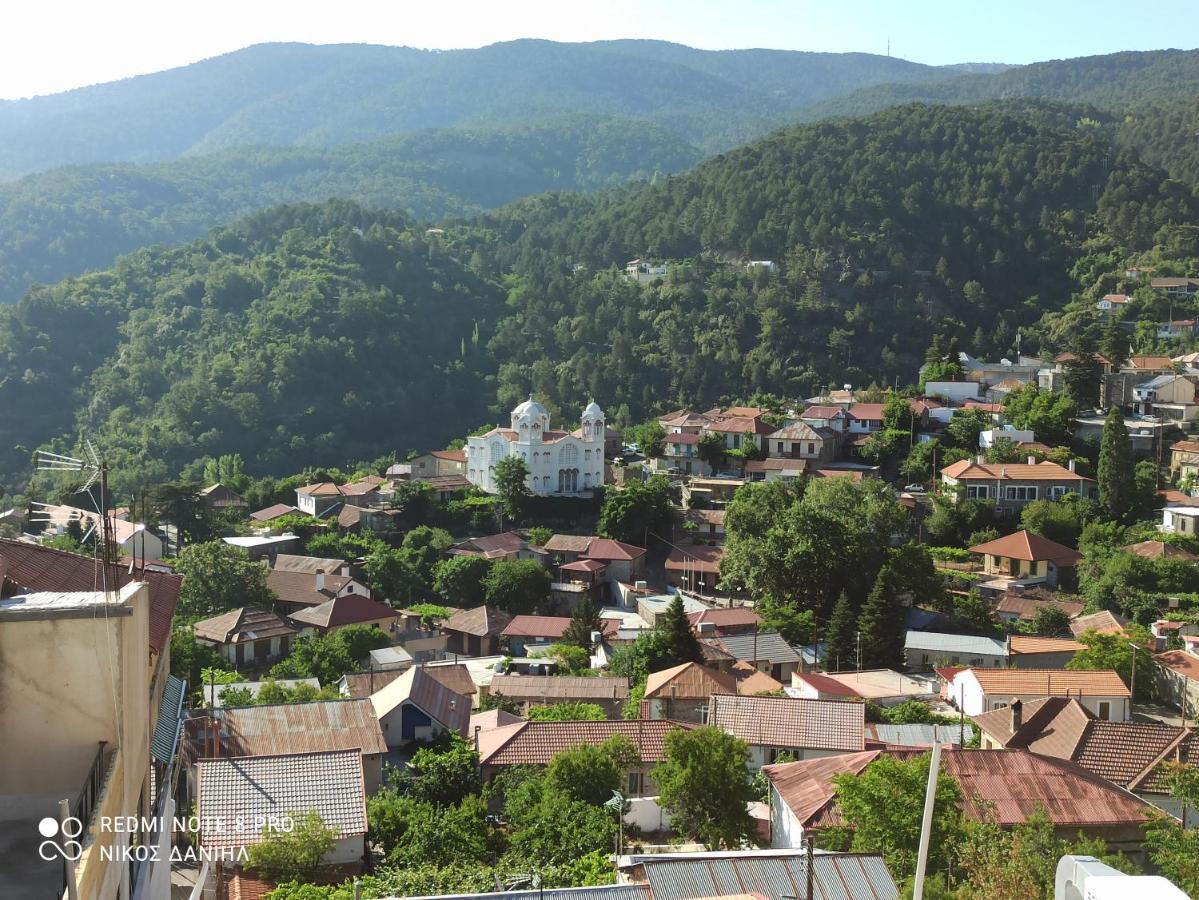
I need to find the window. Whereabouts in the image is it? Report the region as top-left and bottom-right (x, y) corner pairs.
(1098, 701), (1111, 720)
(807, 442), (815, 455)
(558, 445), (578, 466)
(1003, 486), (1038, 501)
(777, 441), (784, 453)
(1048, 486), (1068, 500)
(490, 441), (505, 464)
(966, 485), (991, 499)
(627, 772), (643, 795)
(991, 701), (1009, 711)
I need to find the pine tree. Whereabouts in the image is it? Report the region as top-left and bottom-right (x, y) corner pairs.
(562, 595), (603, 650)
(856, 564), (906, 670)
(658, 594), (701, 667)
(824, 592), (858, 672)
(1060, 336), (1102, 410)
(1097, 405), (1134, 521)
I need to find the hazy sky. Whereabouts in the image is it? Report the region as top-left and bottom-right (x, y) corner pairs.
(2, 0), (1197, 99)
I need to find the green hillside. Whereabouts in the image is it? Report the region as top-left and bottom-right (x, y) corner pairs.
(2, 101), (1195, 494)
(0, 116), (700, 302)
(0, 40), (959, 180)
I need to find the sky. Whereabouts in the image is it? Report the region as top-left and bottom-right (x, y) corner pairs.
(2, 0), (1197, 99)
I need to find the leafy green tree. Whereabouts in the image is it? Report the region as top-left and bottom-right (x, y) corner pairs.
(658, 594), (701, 667)
(1002, 383), (1076, 446)
(696, 433), (727, 471)
(824, 592), (858, 672)
(1098, 405), (1134, 521)
(1018, 605), (1073, 636)
(1060, 340), (1104, 409)
(526, 526), (553, 546)
(1020, 496), (1093, 547)
(406, 734), (481, 806)
(943, 408), (991, 451)
(755, 598), (813, 645)
(856, 562), (906, 669)
(1143, 813), (1199, 897)
(170, 627), (229, 685)
(364, 546), (427, 605)
(833, 753), (962, 881)
(175, 541), (276, 618)
(606, 630), (674, 683)
(1067, 624), (1156, 701)
(246, 810), (336, 882)
(625, 420), (667, 459)
(432, 554), (492, 606)
(368, 792), (492, 868)
(528, 701), (608, 722)
(597, 476), (673, 545)
(493, 455), (532, 523)
(483, 559), (551, 614)
(270, 625), (389, 683)
(400, 526), (455, 583)
(653, 727), (755, 849)
(546, 734), (637, 805)
(150, 481), (214, 551)
(562, 595), (604, 650)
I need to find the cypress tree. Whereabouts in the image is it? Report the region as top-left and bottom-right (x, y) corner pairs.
(1097, 405), (1134, 521)
(658, 594), (701, 666)
(824, 592), (857, 672)
(857, 564), (906, 670)
(562, 595), (603, 650)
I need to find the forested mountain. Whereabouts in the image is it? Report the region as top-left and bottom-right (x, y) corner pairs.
(0, 40), (964, 180)
(0, 116), (700, 302)
(2, 101), (1196, 493)
(0, 202), (504, 491)
(798, 49), (1199, 189)
(451, 101), (1199, 421)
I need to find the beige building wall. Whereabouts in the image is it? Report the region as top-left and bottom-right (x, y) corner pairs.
(0, 582), (152, 900)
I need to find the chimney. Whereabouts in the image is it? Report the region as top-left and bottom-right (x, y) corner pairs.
(315, 569), (326, 592)
(211, 717), (222, 759)
(1067, 459), (1075, 472)
(976, 454), (985, 464)
(1010, 698), (1023, 735)
(1027, 455), (1036, 465)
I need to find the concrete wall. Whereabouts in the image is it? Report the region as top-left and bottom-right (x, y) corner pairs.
(624, 797), (672, 834)
(769, 786), (804, 850)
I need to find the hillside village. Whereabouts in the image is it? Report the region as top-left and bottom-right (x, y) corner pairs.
(3, 271), (1199, 899)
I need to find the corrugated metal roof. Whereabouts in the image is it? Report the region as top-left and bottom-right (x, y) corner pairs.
(489, 675), (629, 700)
(635, 852), (898, 900)
(151, 674), (186, 765)
(711, 632), (801, 663)
(866, 724), (975, 746)
(903, 631), (1008, 656)
(193, 698), (387, 759)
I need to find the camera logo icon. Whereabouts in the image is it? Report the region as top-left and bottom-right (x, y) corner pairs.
(38, 816), (84, 862)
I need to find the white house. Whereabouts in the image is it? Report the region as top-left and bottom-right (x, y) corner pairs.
(979, 428), (1035, 449)
(1160, 506), (1199, 536)
(948, 667), (1130, 720)
(903, 631), (1009, 671)
(466, 398), (606, 496)
(924, 381), (980, 405)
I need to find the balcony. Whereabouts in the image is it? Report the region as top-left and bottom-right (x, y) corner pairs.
(0, 741), (113, 900)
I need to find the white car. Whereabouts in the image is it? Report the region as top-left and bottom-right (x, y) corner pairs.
(903, 483), (926, 493)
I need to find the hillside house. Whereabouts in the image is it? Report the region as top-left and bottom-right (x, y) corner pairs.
(1160, 506), (1199, 536)
(193, 607), (296, 667)
(968, 529), (1083, 594)
(1096, 293), (1129, 314)
(940, 457), (1095, 515)
(799, 405), (850, 433)
(1150, 276), (1199, 297)
(947, 667), (1130, 720)
(371, 666), (471, 746)
(765, 421), (837, 463)
(973, 696), (1197, 822)
(409, 449), (467, 479)
(903, 631), (1008, 671)
(487, 675), (629, 718)
(442, 605), (512, 657)
(1169, 440), (1199, 485)
(707, 694), (865, 770)
(764, 748), (1153, 858)
(640, 661), (781, 723)
(1133, 374), (1199, 421)
(286, 594), (399, 637)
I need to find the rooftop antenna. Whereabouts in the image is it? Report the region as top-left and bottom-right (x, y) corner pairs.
(35, 440), (115, 589)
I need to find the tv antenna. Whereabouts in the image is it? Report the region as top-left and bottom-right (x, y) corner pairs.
(32, 440), (118, 584)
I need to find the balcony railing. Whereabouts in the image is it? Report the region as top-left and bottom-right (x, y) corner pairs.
(72, 742), (112, 832)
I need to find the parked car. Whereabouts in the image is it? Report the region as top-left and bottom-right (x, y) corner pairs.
(903, 483), (927, 493)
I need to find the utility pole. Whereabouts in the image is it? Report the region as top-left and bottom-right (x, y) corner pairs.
(912, 741), (943, 900)
(856, 631), (862, 671)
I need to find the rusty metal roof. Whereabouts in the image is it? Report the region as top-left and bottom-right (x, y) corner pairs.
(489, 674), (629, 701)
(479, 719), (691, 766)
(194, 698), (387, 760)
(632, 851), (898, 900)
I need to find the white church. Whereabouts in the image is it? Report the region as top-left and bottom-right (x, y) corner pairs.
(466, 397), (607, 496)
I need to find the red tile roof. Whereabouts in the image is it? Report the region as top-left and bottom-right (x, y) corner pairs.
(1155, 649), (1199, 682)
(847, 403), (885, 421)
(582, 538), (646, 561)
(687, 607), (761, 630)
(963, 667), (1130, 698)
(286, 594), (399, 630)
(1070, 610), (1130, 637)
(707, 694), (865, 751)
(430, 450), (467, 462)
(666, 544), (724, 574)
(801, 406), (847, 419)
(793, 672), (862, 697)
(250, 504), (301, 522)
(996, 595), (1085, 621)
(941, 459), (1092, 482)
(500, 614), (619, 639)
(266, 569), (357, 607)
(969, 530), (1083, 566)
(1124, 540), (1199, 561)
(0, 538), (181, 654)
(296, 481), (343, 496)
(478, 719), (692, 766)
(443, 605), (512, 637)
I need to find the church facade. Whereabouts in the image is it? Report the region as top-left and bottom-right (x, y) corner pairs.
(466, 398), (606, 496)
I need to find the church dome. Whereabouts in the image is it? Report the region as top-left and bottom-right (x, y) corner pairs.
(582, 400), (604, 420)
(512, 396), (550, 421)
